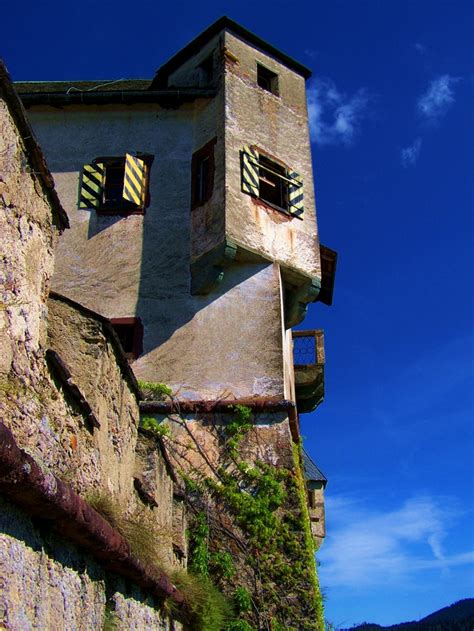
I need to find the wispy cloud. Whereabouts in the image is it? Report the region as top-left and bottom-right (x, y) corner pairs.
(401, 137), (422, 167)
(414, 42), (427, 55)
(417, 75), (459, 123)
(307, 78), (369, 145)
(318, 495), (473, 588)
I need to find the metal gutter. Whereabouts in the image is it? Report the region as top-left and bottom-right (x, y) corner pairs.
(140, 396), (297, 415)
(19, 88), (216, 107)
(0, 422), (187, 609)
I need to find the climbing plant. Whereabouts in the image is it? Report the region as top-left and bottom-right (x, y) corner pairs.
(180, 405), (324, 631)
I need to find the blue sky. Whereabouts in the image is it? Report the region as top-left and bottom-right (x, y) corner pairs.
(3, 0), (473, 626)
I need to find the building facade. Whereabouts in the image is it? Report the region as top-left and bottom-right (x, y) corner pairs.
(11, 17), (337, 629)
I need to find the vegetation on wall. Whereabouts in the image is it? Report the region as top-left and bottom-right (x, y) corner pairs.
(174, 405), (324, 631)
(138, 380), (173, 400)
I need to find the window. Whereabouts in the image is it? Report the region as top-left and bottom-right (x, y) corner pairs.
(240, 146), (304, 218)
(79, 153), (153, 213)
(257, 64), (279, 95)
(198, 53), (214, 86)
(191, 138), (216, 209)
(110, 317), (143, 360)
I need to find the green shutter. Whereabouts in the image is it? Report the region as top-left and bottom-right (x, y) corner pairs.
(123, 153), (147, 205)
(241, 145), (259, 196)
(288, 170), (304, 218)
(78, 163), (104, 208)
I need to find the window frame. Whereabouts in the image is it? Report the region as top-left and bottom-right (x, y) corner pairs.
(240, 145), (304, 219)
(191, 137), (216, 209)
(110, 317), (143, 361)
(257, 63), (279, 96)
(83, 154), (153, 215)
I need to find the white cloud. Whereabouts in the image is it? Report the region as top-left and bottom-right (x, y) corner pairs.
(414, 42), (427, 55)
(318, 495), (473, 588)
(307, 78), (369, 145)
(401, 137), (422, 167)
(417, 75), (458, 123)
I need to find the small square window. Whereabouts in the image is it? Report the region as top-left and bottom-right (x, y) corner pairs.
(257, 64), (279, 95)
(191, 138), (216, 209)
(110, 317), (143, 360)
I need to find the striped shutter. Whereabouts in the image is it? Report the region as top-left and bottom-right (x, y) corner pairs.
(78, 163), (104, 208)
(288, 170), (304, 218)
(241, 145), (259, 196)
(123, 154), (147, 205)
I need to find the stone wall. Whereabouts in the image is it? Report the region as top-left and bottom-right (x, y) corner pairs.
(0, 498), (177, 631)
(0, 67), (185, 630)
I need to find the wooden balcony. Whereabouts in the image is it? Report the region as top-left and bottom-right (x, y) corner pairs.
(293, 330), (325, 413)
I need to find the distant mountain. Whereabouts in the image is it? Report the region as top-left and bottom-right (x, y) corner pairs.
(344, 599), (474, 631)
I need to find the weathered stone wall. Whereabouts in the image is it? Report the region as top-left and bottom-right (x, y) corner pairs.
(309, 484), (326, 548)
(0, 77), (185, 630)
(0, 93), (57, 389)
(47, 295), (139, 501)
(0, 498), (178, 631)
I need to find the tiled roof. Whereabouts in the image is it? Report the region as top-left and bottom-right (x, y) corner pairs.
(302, 448), (327, 487)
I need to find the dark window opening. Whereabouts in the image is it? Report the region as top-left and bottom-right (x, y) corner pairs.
(110, 317), (143, 360)
(101, 159), (136, 212)
(195, 156), (210, 204)
(191, 138), (216, 209)
(258, 154), (288, 210)
(257, 64), (279, 95)
(85, 154), (153, 215)
(199, 54), (214, 85)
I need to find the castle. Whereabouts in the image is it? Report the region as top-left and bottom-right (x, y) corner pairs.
(1, 17), (336, 630)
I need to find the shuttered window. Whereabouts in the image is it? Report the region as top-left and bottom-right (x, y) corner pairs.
(79, 153), (152, 213)
(240, 146), (304, 218)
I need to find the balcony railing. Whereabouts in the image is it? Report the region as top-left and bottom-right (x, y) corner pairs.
(293, 330), (325, 413)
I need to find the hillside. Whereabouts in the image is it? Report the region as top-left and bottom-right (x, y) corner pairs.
(346, 599), (474, 631)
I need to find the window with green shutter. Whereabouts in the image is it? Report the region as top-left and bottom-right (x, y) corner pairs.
(240, 146), (304, 218)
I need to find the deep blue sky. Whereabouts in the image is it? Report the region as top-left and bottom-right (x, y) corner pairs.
(3, 0), (473, 626)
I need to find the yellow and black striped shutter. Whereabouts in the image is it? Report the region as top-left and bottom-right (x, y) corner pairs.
(123, 154), (147, 205)
(78, 163), (104, 208)
(288, 170), (304, 218)
(241, 145), (259, 196)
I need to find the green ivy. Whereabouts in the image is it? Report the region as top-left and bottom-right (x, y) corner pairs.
(189, 511), (210, 578)
(233, 587), (252, 613)
(140, 416), (170, 438)
(138, 380), (173, 399)
(184, 408), (324, 630)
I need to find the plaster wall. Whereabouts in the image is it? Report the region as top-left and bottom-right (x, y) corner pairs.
(165, 34), (222, 88)
(26, 98), (288, 398)
(223, 31), (321, 283)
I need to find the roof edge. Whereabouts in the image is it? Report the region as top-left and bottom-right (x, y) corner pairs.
(152, 16), (311, 88)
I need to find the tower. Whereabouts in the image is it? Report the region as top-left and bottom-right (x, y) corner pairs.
(16, 17), (337, 628)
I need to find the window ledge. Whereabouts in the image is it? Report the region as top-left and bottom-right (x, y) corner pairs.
(96, 208), (145, 216)
(253, 197), (303, 220)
